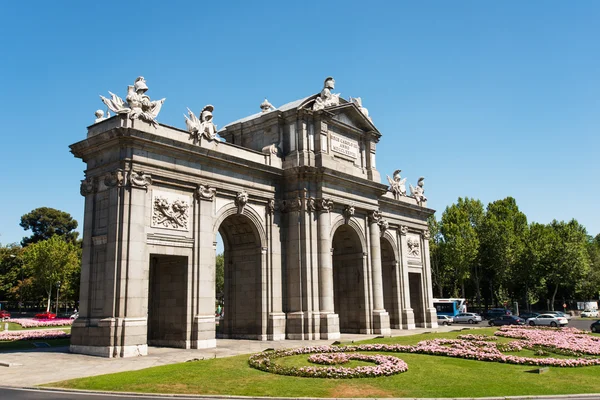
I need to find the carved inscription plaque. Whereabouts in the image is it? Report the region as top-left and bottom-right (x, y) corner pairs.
(330, 133), (359, 159)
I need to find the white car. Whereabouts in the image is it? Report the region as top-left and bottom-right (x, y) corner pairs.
(437, 315), (454, 326)
(453, 313), (482, 324)
(526, 313), (568, 327)
(581, 309), (599, 318)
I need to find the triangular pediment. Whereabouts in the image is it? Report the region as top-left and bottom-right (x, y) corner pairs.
(327, 103), (380, 137)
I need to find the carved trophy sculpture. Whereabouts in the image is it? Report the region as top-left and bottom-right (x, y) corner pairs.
(387, 169), (407, 199)
(409, 177), (427, 206)
(100, 76), (165, 126)
(313, 76), (340, 111)
(260, 98), (276, 113)
(94, 109), (110, 123)
(185, 105), (218, 144)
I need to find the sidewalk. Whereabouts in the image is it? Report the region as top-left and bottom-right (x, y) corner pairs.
(0, 325), (472, 387)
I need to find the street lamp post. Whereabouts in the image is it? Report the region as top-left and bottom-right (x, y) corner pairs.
(55, 281), (61, 316)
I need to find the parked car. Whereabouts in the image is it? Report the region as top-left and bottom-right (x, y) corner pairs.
(581, 309), (599, 318)
(437, 315), (453, 326)
(0, 310), (10, 319)
(542, 311), (572, 320)
(35, 312), (56, 319)
(488, 315), (525, 326)
(453, 312), (482, 324)
(526, 313), (568, 327)
(591, 320), (600, 333)
(483, 308), (512, 320)
(519, 312), (540, 320)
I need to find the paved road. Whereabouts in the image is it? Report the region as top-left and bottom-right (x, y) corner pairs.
(2, 387), (600, 400)
(567, 317), (598, 331)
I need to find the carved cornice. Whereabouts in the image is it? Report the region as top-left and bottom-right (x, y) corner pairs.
(130, 171), (152, 189)
(195, 184), (216, 201)
(80, 177), (96, 196)
(104, 169), (124, 187)
(400, 225), (409, 236)
(234, 190), (248, 214)
(368, 209), (382, 223)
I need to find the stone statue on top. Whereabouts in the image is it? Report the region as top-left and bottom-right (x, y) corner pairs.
(99, 76), (165, 126)
(409, 177), (428, 206)
(313, 76), (340, 111)
(185, 105), (218, 144)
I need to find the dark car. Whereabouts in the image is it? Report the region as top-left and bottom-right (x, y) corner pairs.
(488, 315), (525, 326)
(519, 312), (540, 320)
(591, 320), (600, 333)
(484, 308), (512, 320)
(0, 310), (10, 319)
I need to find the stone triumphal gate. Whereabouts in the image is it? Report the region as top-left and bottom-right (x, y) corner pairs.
(70, 76), (438, 358)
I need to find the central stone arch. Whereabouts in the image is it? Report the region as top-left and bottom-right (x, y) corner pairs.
(331, 219), (369, 334)
(213, 205), (268, 339)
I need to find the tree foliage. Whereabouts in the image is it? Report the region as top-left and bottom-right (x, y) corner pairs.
(20, 207), (79, 246)
(21, 235), (80, 311)
(215, 253), (224, 303)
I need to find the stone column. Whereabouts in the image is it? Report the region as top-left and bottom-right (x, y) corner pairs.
(421, 230), (438, 328)
(267, 199), (286, 340)
(317, 198), (340, 339)
(369, 210), (390, 335)
(399, 225), (415, 329)
(192, 185), (217, 349)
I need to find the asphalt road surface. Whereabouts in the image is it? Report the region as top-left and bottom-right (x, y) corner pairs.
(0, 387), (233, 400)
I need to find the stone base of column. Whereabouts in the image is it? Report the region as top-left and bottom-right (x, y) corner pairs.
(401, 309), (416, 329)
(268, 312), (286, 341)
(286, 311), (321, 340)
(371, 310), (391, 335)
(191, 315), (217, 349)
(424, 307), (439, 328)
(319, 312), (340, 339)
(70, 317), (148, 358)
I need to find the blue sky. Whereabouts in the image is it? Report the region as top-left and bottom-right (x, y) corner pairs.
(0, 1), (598, 246)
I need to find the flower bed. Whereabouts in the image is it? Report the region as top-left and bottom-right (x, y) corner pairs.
(249, 327), (600, 378)
(249, 346), (408, 378)
(7, 318), (73, 328)
(495, 325), (600, 356)
(0, 329), (70, 341)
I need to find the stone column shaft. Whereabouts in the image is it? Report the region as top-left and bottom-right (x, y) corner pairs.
(369, 221), (385, 311)
(318, 210), (334, 312)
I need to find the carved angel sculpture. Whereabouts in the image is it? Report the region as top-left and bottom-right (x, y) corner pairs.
(387, 169), (407, 199)
(409, 177), (427, 206)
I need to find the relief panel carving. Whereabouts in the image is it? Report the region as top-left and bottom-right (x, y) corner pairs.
(151, 190), (190, 231)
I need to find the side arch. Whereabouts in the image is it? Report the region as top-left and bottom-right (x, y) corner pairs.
(330, 214), (367, 250)
(380, 231), (401, 328)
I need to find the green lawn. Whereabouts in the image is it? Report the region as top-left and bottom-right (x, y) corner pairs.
(0, 322), (72, 331)
(45, 328), (600, 398)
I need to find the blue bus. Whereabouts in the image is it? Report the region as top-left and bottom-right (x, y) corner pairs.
(433, 298), (466, 317)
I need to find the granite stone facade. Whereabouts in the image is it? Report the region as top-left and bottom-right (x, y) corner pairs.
(70, 89), (437, 358)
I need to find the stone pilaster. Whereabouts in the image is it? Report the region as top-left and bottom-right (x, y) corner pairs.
(399, 226), (415, 329)
(317, 198), (340, 339)
(369, 210), (390, 335)
(421, 230), (438, 328)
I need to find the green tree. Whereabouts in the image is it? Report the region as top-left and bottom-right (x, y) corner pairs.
(439, 197), (484, 298)
(544, 219), (590, 309)
(428, 215), (447, 297)
(579, 234), (600, 301)
(517, 223), (551, 310)
(22, 235), (80, 312)
(20, 207), (79, 246)
(479, 197), (527, 306)
(0, 243), (23, 301)
(215, 253), (224, 304)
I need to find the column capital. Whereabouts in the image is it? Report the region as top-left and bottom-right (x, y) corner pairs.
(195, 184), (216, 201)
(130, 170), (152, 190)
(368, 209), (382, 223)
(80, 177), (96, 196)
(400, 225), (409, 235)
